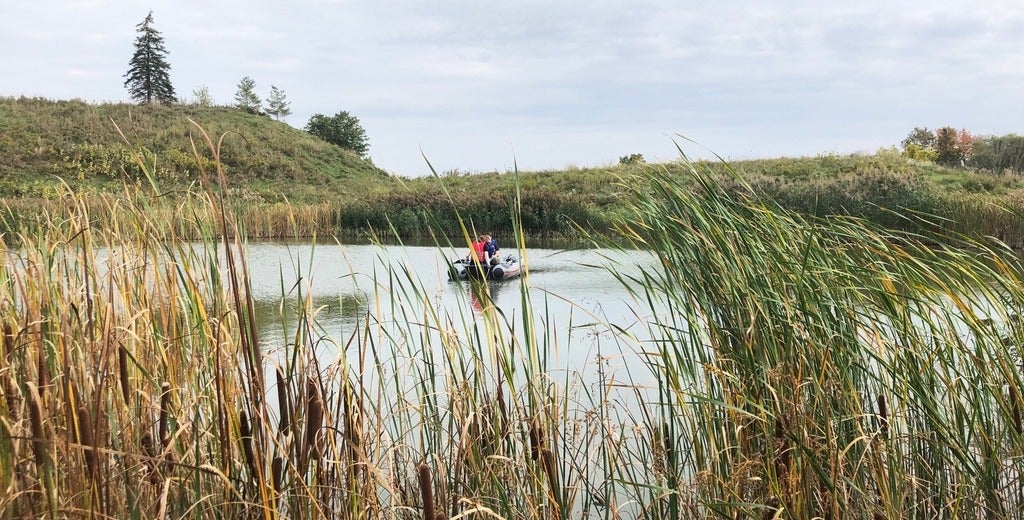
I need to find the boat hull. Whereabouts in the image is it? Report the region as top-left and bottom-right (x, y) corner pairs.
(450, 254), (521, 281)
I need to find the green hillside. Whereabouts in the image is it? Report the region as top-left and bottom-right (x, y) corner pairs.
(0, 96), (392, 203)
(4, 96), (1024, 246)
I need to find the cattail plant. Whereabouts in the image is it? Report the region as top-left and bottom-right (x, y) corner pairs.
(417, 462), (435, 520)
(6, 122), (1024, 519)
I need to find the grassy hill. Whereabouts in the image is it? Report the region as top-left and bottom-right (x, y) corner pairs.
(0, 96), (392, 203)
(4, 96), (1024, 245)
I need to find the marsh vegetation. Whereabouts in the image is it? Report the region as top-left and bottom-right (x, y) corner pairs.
(4, 125), (1024, 519)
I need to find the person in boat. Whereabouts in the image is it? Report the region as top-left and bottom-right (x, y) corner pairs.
(468, 235), (490, 265)
(484, 234), (500, 265)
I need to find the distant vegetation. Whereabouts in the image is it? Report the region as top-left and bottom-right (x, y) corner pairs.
(4, 97), (1024, 248)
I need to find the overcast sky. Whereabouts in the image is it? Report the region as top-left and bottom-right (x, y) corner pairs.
(3, 1), (1023, 176)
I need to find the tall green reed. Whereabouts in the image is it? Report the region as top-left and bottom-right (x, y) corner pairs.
(609, 151), (1024, 518)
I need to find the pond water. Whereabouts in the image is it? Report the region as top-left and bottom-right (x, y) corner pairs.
(244, 240), (660, 381)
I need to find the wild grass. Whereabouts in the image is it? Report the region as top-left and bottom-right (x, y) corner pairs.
(608, 157), (1024, 517)
(0, 96), (389, 203)
(3, 126), (1024, 518)
(0, 193), (339, 241)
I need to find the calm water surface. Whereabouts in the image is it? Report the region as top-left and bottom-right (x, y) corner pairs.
(245, 241), (659, 378)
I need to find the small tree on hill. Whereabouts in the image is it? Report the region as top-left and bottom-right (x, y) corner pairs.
(234, 76), (262, 114)
(124, 11), (176, 104)
(305, 111), (370, 157)
(192, 85), (214, 106)
(266, 85), (292, 120)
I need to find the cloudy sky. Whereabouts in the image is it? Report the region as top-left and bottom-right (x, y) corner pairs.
(3, 1), (1023, 176)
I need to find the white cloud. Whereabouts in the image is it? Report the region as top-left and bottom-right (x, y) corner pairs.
(2, 1), (1023, 174)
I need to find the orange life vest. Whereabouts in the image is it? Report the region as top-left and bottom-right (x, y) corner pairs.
(472, 241), (486, 261)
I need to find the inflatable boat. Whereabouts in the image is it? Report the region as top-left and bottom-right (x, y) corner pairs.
(450, 254), (522, 281)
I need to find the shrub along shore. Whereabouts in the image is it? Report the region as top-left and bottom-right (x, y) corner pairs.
(2, 127), (1024, 517)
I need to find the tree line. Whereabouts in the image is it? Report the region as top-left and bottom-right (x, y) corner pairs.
(122, 11), (369, 157)
(901, 126), (1024, 174)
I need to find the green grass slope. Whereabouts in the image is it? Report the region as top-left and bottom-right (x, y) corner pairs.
(0, 96), (392, 203)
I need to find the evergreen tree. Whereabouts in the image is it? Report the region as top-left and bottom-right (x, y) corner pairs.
(234, 76), (262, 114)
(266, 85), (292, 120)
(123, 11), (176, 104)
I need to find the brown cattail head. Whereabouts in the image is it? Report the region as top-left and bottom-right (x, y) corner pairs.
(141, 431), (159, 485)
(240, 409), (257, 481)
(118, 345), (130, 405)
(2, 322), (13, 356)
(36, 345), (50, 398)
(271, 455), (284, 493)
(275, 365), (290, 435)
(529, 418), (544, 461)
(0, 326), (11, 419)
(77, 405), (97, 479)
(877, 393), (889, 439)
(774, 415), (790, 478)
(302, 377), (323, 472)
(3, 372), (19, 423)
(1010, 383), (1022, 435)
(159, 382), (171, 448)
(662, 421), (675, 465)
(25, 382), (50, 470)
(496, 382), (508, 437)
(141, 431), (156, 458)
(417, 463), (435, 520)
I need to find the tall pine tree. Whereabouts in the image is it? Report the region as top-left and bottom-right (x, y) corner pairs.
(124, 11), (176, 104)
